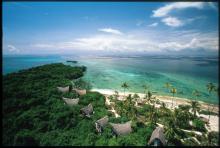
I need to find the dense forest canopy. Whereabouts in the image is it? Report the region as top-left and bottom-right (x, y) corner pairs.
(2, 63), (154, 146)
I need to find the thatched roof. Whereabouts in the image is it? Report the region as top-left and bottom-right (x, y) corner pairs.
(148, 127), (166, 146)
(95, 116), (109, 133)
(62, 97), (79, 106)
(110, 121), (132, 136)
(80, 103), (93, 117)
(96, 116), (109, 128)
(199, 116), (209, 124)
(57, 86), (69, 93)
(73, 88), (86, 95)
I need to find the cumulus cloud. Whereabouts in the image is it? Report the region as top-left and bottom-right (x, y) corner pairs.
(7, 45), (20, 53)
(31, 29), (218, 54)
(98, 28), (123, 35)
(152, 2), (213, 27)
(148, 22), (158, 27)
(161, 17), (183, 27)
(152, 2), (205, 17)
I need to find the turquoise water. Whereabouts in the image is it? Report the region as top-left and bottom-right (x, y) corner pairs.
(3, 55), (219, 104)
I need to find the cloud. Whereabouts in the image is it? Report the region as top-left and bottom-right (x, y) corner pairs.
(98, 28), (123, 35)
(32, 43), (54, 48)
(148, 22), (158, 27)
(161, 17), (183, 27)
(7, 45), (20, 53)
(152, 2), (205, 17)
(136, 20), (144, 26)
(31, 29), (218, 54)
(152, 2), (212, 27)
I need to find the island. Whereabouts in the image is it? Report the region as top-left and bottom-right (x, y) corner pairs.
(66, 60), (78, 63)
(2, 63), (219, 146)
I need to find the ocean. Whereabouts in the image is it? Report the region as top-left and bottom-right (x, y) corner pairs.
(3, 55), (219, 104)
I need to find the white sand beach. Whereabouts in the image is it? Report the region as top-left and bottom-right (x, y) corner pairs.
(91, 88), (219, 132)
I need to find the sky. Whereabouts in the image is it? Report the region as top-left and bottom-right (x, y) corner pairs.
(2, 2), (219, 56)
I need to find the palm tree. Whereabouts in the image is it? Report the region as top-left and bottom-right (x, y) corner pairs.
(170, 88), (177, 108)
(165, 116), (179, 145)
(151, 108), (158, 125)
(108, 95), (114, 102)
(207, 83), (216, 94)
(125, 94), (136, 120)
(192, 89), (200, 101)
(121, 82), (129, 97)
(114, 90), (119, 100)
(133, 93), (140, 106)
(206, 83), (217, 121)
(142, 84), (149, 94)
(165, 82), (172, 93)
(161, 102), (166, 110)
(146, 91), (153, 104)
(190, 100), (201, 118)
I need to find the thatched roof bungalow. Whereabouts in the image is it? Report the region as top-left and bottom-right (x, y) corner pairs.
(73, 88), (86, 95)
(199, 116), (209, 124)
(110, 121), (132, 136)
(95, 116), (109, 133)
(80, 103), (93, 118)
(57, 86), (69, 93)
(148, 127), (166, 146)
(62, 97), (79, 106)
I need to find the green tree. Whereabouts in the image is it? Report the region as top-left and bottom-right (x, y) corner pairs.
(142, 84), (149, 94)
(113, 90), (119, 100)
(170, 88), (177, 108)
(206, 83), (217, 121)
(192, 90), (200, 101)
(133, 93), (140, 106)
(121, 82), (129, 97)
(146, 91), (155, 105)
(164, 82), (172, 93)
(190, 100), (201, 118)
(165, 117), (180, 145)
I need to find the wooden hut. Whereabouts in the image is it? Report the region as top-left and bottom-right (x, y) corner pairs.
(57, 86), (69, 93)
(95, 116), (109, 133)
(62, 97), (79, 106)
(148, 127), (166, 146)
(110, 121), (132, 136)
(73, 88), (86, 95)
(80, 103), (93, 118)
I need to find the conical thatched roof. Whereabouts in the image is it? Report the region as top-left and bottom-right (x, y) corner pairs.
(80, 103), (93, 117)
(57, 86), (69, 93)
(62, 97), (79, 106)
(95, 116), (109, 133)
(199, 116), (209, 124)
(148, 127), (166, 146)
(110, 121), (132, 136)
(73, 88), (86, 95)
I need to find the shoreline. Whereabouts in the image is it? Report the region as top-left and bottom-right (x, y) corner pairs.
(90, 88), (219, 113)
(91, 88), (219, 132)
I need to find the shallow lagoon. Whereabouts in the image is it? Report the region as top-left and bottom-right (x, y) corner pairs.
(3, 55), (218, 104)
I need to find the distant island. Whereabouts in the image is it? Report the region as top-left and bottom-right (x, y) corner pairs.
(66, 60), (78, 63)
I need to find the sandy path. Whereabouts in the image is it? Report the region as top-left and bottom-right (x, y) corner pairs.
(105, 95), (120, 118)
